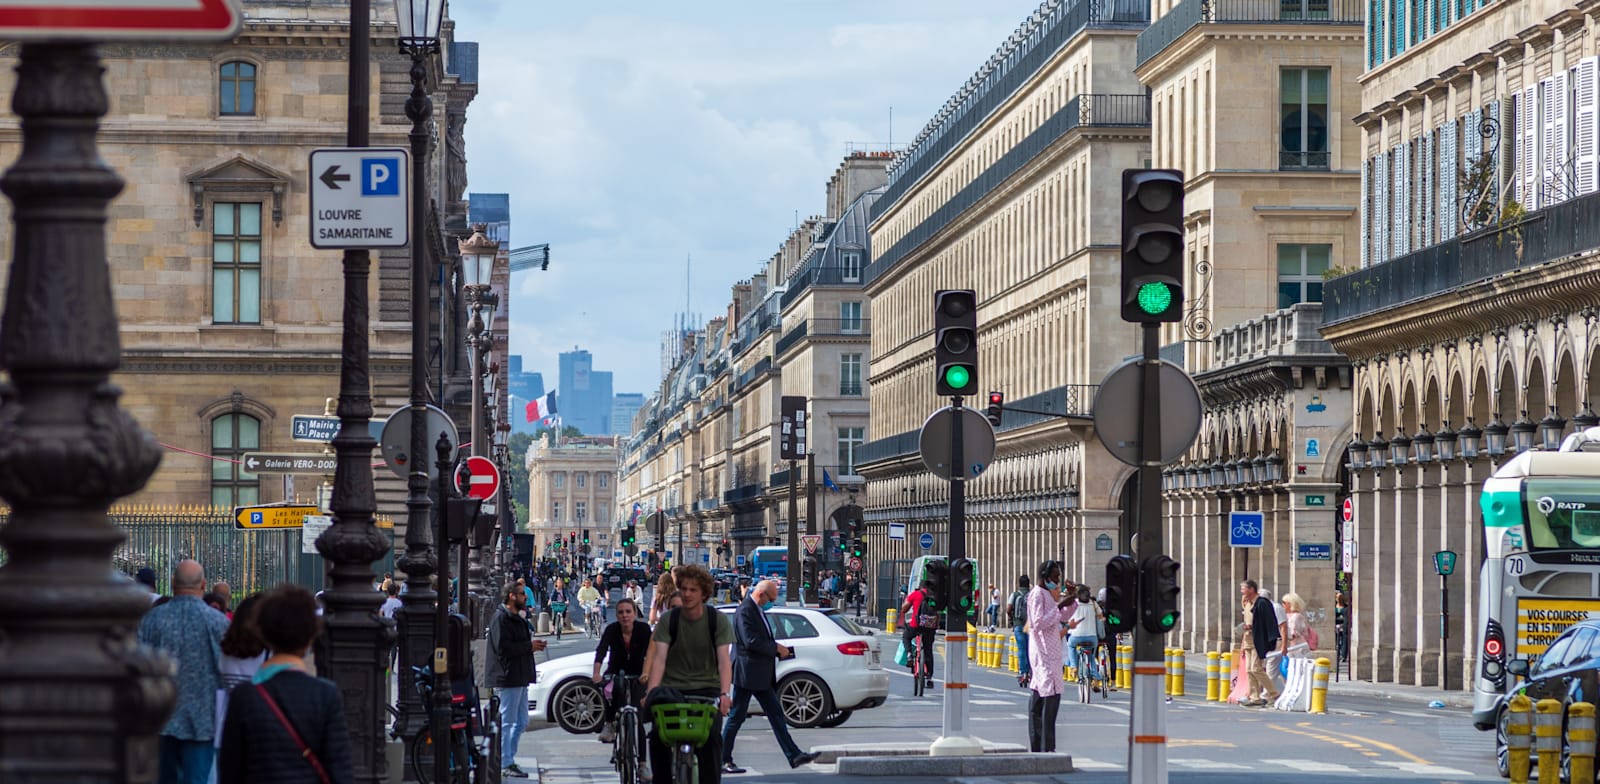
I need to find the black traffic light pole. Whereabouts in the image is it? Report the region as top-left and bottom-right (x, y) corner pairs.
(1130, 322), (1168, 781)
(787, 458), (800, 604)
(936, 395), (975, 752)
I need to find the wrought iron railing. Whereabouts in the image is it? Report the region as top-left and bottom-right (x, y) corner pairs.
(732, 357), (774, 393)
(780, 264), (866, 309)
(775, 322), (807, 355)
(1136, 0), (1363, 66)
(867, 93), (1150, 284)
(1322, 191), (1600, 325)
(723, 483), (764, 506)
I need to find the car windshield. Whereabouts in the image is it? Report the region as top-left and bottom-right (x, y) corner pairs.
(824, 612), (868, 636)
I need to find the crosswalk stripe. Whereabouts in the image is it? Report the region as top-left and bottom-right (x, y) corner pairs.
(1166, 758), (1252, 769)
(1259, 758), (1359, 773)
(1376, 760), (1477, 776)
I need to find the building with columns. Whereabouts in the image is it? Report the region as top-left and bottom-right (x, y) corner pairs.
(525, 434), (619, 557)
(1319, 0), (1600, 688)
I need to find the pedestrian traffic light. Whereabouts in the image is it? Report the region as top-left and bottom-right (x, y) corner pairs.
(934, 289), (978, 396)
(1139, 554), (1182, 634)
(951, 557), (979, 619)
(1103, 554), (1138, 635)
(986, 391), (1004, 427)
(1119, 169), (1185, 323)
(921, 558), (950, 614)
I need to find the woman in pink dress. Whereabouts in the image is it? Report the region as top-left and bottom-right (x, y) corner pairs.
(1025, 560), (1077, 753)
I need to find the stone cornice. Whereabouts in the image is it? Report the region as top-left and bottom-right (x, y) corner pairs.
(1194, 355), (1352, 407)
(121, 352), (409, 376)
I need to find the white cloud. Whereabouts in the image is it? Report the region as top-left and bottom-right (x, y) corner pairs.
(454, 1), (1044, 397)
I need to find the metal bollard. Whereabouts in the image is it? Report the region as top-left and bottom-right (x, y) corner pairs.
(1508, 694), (1533, 784)
(1172, 649), (1186, 697)
(886, 608), (896, 634)
(1219, 649), (1232, 701)
(1119, 645), (1134, 689)
(968, 627), (976, 662)
(1206, 651), (1221, 701)
(1570, 702), (1596, 784)
(1309, 657), (1331, 713)
(1536, 698), (1563, 784)
(1164, 647), (1176, 696)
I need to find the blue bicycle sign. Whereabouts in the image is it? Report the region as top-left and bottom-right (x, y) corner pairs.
(1229, 511), (1264, 548)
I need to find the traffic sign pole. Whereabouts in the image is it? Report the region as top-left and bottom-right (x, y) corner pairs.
(1130, 322), (1168, 782)
(932, 396), (978, 756)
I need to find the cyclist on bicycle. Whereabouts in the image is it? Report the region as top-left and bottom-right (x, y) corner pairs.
(578, 578), (603, 622)
(1065, 583), (1105, 695)
(489, 580), (548, 779)
(898, 577), (941, 685)
(644, 565), (733, 784)
(592, 598), (651, 744)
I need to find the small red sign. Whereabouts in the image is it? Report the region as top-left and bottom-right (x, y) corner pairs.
(1341, 497), (1354, 523)
(456, 455), (501, 500)
(0, 0), (243, 41)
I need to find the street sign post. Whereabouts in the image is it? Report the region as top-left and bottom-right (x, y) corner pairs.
(887, 522), (907, 541)
(1229, 511), (1265, 548)
(302, 515), (333, 554)
(848, 556), (863, 571)
(241, 452), (337, 475)
(455, 455), (501, 500)
(379, 404), (458, 480)
(291, 414), (342, 442)
(1341, 497), (1355, 523)
(0, 0), (243, 40)
(235, 504), (322, 530)
(309, 147), (410, 249)
(918, 407), (996, 480)
(801, 534), (821, 555)
(1093, 358), (1203, 467)
(919, 532), (935, 550)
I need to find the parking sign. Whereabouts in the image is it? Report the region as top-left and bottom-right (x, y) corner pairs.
(309, 147), (410, 249)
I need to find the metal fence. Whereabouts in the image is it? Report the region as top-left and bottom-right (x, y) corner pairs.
(0, 505), (395, 596)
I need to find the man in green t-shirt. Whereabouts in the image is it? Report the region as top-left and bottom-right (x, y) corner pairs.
(646, 564), (734, 784)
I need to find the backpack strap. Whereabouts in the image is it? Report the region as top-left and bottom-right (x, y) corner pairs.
(665, 606), (720, 652)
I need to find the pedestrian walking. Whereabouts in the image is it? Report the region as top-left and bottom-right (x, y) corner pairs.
(137, 566), (161, 602)
(378, 583), (401, 619)
(138, 559), (231, 784)
(985, 583), (1001, 630)
(211, 594), (267, 784)
(721, 580), (820, 773)
(1239, 580), (1282, 706)
(1024, 561), (1077, 753)
(488, 580), (547, 778)
(644, 565), (733, 784)
(1281, 592), (1314, 658)
(217, 584), (353, 784)
(1006, 575), (1032, 687)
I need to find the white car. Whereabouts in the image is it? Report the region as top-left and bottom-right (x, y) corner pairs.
(529, 606), (889, 733)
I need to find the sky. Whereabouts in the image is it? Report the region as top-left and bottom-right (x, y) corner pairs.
(453, 0), (1045, 397)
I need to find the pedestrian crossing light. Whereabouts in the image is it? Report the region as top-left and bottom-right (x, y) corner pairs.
(1103, 554), (1138, 635)
(951, 557), (979, 619)
(1120, 169), (1186, 323)
(1139, 554), (1182, 634)
(933, 290), (978, 396)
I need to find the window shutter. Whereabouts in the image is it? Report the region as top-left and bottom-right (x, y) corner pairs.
(1361, 157), (1371, 267)
(1392, 144), (1407, 256)
(1375, 150), (1389, 262)
(1422, 131), (1433, 246)
(1522, 86), (1539, 210)
(1575, 57), (1598, 196)
(1440, 119), (1457, 239)
(1545, 73), (1569, 204)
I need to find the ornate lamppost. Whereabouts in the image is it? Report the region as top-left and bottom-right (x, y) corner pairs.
(393, 0), (446, 764)
(460, 226), (498, 609)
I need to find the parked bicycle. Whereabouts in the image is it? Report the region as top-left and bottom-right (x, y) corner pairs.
(405, 665), (488, 784)
(651, 695), (719, 784)
(608, 673), (646, 784)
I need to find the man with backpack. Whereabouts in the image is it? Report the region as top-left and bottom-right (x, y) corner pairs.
(1005, 575), (1032, 687)
(898, 577), (942, 686)
(645, 564), (735, 784)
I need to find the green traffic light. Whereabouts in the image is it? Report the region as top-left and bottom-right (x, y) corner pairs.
(1159, 612), (1177, 630)
(943, 365), (972, 390)
(1136, 281), (1174, 315)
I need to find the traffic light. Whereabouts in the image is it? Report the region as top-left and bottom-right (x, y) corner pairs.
(951, 557), (979, 619)
(1103, 554), (1138, 635)
(582, 529), (590, 545)
(986, 391), (1004, 427)
(802, 557), (819, 592)
(934, 289), (978, 396)
(621, 525), (636, 547)
(851, 539), (864, 560)
(1139, 554), (1182, 634)
(1119, 169), (1185, 323)
(921, 558), (950, 615)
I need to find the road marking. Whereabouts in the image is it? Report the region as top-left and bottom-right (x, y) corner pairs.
(1292, 721), (1435, 766)
(1376, 761), (1477, 777)
(1167, 758), (1251, 769)
(971, 699), (1014, 706)
(1069, 757), (1122, 770)
(1169, 738), (1237, 749)
(1260, 759), (1360, 773)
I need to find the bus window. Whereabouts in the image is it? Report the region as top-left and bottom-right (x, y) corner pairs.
(1524, 479), (1600, 550)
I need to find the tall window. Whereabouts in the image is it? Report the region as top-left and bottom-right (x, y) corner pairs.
(552, 501), (563, 522)
(839, 301), (863, 333)
(838, 427), (865, 476)
(1278, 244), (1331, 308)
(220, 61), (257, 116)
(552, 472), (565, 489)
(840, 250), (862, 282)
(576, 472), (586, 489)
(211, 413), (260, 508)
(213, 202), (262, 324)
(598, 505), (610, 523)
(598, 473), (609, 489)
(1280, 0), (1331, 19)
(575, 501), (588, 523)
(1280, 68), (1330, 170)
(840, 353), (863, 396)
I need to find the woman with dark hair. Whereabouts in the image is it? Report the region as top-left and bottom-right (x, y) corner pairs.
(218, 585), (353, 784)
(1024, 561), (1077, 753)
(591, 597), (651, 743)
(212, 594), (268, 784)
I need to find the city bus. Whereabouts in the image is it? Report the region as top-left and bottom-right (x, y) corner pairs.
(751, 545), (789, 578)
(1472, 434), (1600, 731)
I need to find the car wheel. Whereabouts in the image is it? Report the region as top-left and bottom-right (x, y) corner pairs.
(551, 679), (606, 734)
(1495, 705), (1510, 779)
(778, 673), (834, 728)
(815, 709), (852, 728)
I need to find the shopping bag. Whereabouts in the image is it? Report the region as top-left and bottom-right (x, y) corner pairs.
(895, 640), (911, 667)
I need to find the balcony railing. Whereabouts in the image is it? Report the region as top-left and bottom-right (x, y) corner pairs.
(1322, 190), (1600, 325)
(775, 322), (807, 355)
(1210, 302), (1337, 366)
(856, 430), (923, 469)
(839, 384), (863, 397)
(867, 93), (1150, 284)
(1136, 0), (1363, 67)
(731, 357), (774, 393)
(723, 483), (764, 506)
(780, 264), (866, 309)
(696, 497), (720, 512)
(812, 318), (868, 337)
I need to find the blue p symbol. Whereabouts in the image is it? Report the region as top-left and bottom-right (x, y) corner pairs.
(251, 511), (263, 524)
(362, 158), (400, 196)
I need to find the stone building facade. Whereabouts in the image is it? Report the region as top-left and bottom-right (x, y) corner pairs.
(0, 2), (483, 538)
(525, 435), (619, 557)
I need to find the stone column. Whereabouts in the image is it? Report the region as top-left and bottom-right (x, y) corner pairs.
(1288, 483), (1341, 650)
(1394, 461), (1420, 684)
(1413, 460), (1442, 686)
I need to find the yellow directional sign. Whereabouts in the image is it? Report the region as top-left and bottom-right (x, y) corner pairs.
(234, 505), (321, 530)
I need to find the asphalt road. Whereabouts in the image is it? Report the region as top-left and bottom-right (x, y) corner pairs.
(516, 627), (1501, 784)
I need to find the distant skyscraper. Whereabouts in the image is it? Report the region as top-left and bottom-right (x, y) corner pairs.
(611, 393), (646, 438)
(659, 312), (700, 380)
(558, 347), (616, 435)
(508, 354), (546, 435)
(468, 192), (511, 249)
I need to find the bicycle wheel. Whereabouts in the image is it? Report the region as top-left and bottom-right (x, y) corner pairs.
(409, 730), (434, 784)
(912, 646), (925, 697)
(673, 744), (695, 784)
(616, 710), (639, 784)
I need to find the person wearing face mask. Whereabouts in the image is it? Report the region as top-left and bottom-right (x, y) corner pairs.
(720, 580), (820, 773)
(1025, 561), (1078, 753)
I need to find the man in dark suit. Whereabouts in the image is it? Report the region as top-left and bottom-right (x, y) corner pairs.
(719, 580), (821, 773)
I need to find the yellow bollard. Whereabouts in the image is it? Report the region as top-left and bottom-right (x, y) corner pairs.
(1206, 651), (1221, 701)
(886, 608), (896, 634)
(1570, 702), (1596, 784)
(1164, 648), (1176, 696)
(983, 633), (994, 667)
(1219, 650), (1232, 699)
(1119, 645), (1133, 689)
(1508, 694), (1533, 784)
(1310, 657), (1331, 714)
(1172, 649), (1186, 697)
(1536, 698), (1563, 784)
(1008, 635), (1020, 674)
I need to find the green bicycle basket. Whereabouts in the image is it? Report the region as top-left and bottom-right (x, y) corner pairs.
(651, 702), (718, 746)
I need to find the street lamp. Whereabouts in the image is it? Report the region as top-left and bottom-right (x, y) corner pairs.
(1347, 436), (1368, 469)
(1388, 431), (1411, 466)
(1251, 453), (1268, 484)
(1266, 451), (1284, 483)
(1434, 422), (1456, 462)
(1368, 433), (1388, 470)
(1539, 407), (1566, 451)
(394, 0), (446, 777)
(1574, 402), (1600, 433)
(1510, 411), (1537, 453)
(1484, 415), (1509, 456)
(1412, 427), (1435, 463)
(1209, 459), (1225, 487)
(460, 226), (498, 604)
(1223, 458), (1240, 486)
(1457, 419), (1482, 459)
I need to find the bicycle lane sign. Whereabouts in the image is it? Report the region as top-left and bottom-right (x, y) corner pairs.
(1230, 511), (1265, 548)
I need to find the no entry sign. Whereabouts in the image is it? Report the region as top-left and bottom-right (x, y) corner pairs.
(0, 0), (244, 40)
(456, 455), (501, 500)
